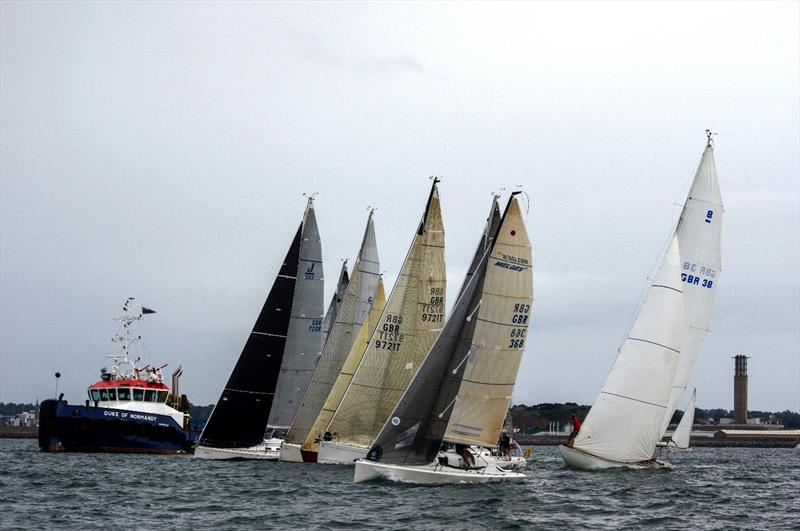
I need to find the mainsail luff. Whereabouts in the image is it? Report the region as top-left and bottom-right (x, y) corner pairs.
(308, 278), (387, 449)
(198, 224), (302, 448)
(267, 199), (325, 432)
(457, 197), (501, 299)
(285, 214), (381, 446)
(366, 194), (531, 465)
(671, 388), (696, 449)
(323, 181), (445, 449)
(659, 138), (723, 437)
(573, 235), (684, 463)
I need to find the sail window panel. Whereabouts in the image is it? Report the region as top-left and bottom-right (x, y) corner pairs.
(133, 388), (144, 401)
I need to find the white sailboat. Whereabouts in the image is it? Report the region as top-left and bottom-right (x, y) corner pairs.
(318, 180), (446, 465)
(354, 193), (533, 484)
(559, 235), (684, 470)
(663, 388), (696, 451)
(659, 131), (723, 440)
(280, 212), (380, 462)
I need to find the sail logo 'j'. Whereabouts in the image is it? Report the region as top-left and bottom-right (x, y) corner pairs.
(305, 262), (315, 279)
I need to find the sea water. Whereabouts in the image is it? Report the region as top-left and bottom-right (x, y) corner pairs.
(1, 439), (797, 529)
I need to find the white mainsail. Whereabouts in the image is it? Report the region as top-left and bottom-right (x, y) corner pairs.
(267, 199), (325, 433)
(284, 212), (380, 448)
(670, 388), (696, 449)
(569, 235), (684, 465)
(659, 133), (723, 437)
(321, 181), (445, 452)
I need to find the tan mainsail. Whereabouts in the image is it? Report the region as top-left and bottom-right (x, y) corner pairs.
(444, 197), (533, 447)
(302, 278), (387, 452)
(324, 183), (445, 449)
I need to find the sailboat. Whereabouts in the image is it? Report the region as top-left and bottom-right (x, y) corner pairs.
(658, 131), (723, 440)
(280, 212), (381, 462)
(317, 179), (446, 465)
(353, 193), (533, 484)
(321, 263), (351, 346)
(194, 197), (324, 460)
(661, 388), (696, 451)
(559, 235), (684, 470)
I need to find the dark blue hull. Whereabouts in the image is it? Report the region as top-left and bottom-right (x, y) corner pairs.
(38, 399), (194, 454)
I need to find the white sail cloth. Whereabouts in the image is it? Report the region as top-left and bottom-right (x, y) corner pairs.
(671, 388), (696, 449)
(660, 142), (723, 437)
(573, 235), (684, 463)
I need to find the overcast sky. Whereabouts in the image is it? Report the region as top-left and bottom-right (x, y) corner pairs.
(1, 1), (798, 413)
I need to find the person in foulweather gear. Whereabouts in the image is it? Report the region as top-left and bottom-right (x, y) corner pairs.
(455, 443), (474, 468)
(499, 432), (511, 457)
(566, 413), (582, 447)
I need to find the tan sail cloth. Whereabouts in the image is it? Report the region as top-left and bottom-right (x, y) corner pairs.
(302, 278), (387, 451)
(324, 185), (445, 449)
(444, 197), (533, 447)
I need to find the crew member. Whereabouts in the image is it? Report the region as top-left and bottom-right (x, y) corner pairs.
(566, 413), (582, 447)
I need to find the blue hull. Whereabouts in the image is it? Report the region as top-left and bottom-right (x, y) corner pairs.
(38, 399), (193, 454)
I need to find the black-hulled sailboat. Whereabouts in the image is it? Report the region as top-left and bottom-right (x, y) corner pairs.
(194, 197), (324, 459)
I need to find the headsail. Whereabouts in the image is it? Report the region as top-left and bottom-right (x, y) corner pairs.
(285, 212), (381, 447)
(267, 198), (325, 434)
(366, 194), (532, 466)
(322, 180), (446, 449)
(572, 235), (684, 463)
(660, 133), (723, 437)
(670, 388), (696, 449)
(308, 277), (387, 450)
(198, 219), (302, 448)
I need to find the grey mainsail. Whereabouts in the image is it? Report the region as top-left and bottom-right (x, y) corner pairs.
(267, 198), (325, 433)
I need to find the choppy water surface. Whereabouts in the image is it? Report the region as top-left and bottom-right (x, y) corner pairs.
(1, 439), (798, 529)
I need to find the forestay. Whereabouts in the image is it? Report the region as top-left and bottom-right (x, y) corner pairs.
(267, 199), (325, 433)
(323, 181), (446, 449)
(573, 235), (684, 463)
(285, 213), (380, 446)
(660, 136), (723, 437)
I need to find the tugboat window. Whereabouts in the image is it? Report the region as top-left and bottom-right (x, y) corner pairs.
(108, 388), (117, 400)
(117, 388), (131, 400)
(133, 388), (144, 401)
(90, 390), (100, 401)
(157, 391), (168, 403)
(145, 390), (157, 402)
(100, 389), (110, 401)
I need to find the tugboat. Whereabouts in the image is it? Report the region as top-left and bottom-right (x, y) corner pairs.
(38, 299), (193, 454)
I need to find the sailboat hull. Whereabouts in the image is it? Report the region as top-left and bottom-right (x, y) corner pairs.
(559, 445), (670, 470)
(278, 442), (304, 462)
(318, 441), (367, 465)
(353, 459), (526, 484)
(194, 438), (282, 460)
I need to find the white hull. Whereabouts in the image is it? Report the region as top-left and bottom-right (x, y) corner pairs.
(194, 438), (282, 460)
(559, 445), (670, 470)
(318, 441), (367, 465)
(279, 442), (304, 463)
(353, 459), (526, 484)
(445, 448), (527, 470)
